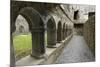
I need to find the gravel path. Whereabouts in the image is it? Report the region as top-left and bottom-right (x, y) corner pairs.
(56, 35), (95, 64)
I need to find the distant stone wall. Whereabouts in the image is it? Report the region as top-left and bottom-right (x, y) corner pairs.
(74, 24), (83, 35)
(83, 13), (95, 56)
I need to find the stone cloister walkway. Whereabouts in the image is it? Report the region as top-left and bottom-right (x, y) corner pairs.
(56, 35), (95, 64)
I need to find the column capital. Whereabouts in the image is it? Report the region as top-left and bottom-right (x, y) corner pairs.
(31, 27), (45, 32)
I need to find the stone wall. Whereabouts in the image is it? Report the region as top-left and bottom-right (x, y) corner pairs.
(74, 24), (84, 35)
(83, 12), (95, 56)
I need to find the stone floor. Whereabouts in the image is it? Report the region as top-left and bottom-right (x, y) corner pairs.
(56, 35), (95, 64)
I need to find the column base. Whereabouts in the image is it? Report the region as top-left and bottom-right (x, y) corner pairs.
(47, 45), (57, 48)
(30, 53), (46, 59)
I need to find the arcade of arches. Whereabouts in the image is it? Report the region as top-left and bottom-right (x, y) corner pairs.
(11, 1), (95, 67)
(11, 1), (73, 66)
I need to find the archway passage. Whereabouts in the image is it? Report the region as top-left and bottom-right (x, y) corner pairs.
(57, 21), (62, 43)
(13, 15), (32, 61)
(11, 7), (46, 60)
(74, 23), (84, 35)
(47, 17), (57, 48)
(20, 7), (45, 59)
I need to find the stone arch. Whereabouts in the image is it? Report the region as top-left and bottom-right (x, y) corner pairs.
(19, 7), (45, 58)
(47, 17), (57, 48)
(57, 21), (62, 43)
(19, 7), (44, 30)
(12, 7), (45, 60)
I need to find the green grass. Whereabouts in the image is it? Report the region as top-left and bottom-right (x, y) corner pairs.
(13, 33), (47, 61)
(13, 34), (32, 61)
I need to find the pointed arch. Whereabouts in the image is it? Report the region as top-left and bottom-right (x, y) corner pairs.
(11, 7), (45, 60)
(47, 16), (57, 48)
(57, 21), (62, 43)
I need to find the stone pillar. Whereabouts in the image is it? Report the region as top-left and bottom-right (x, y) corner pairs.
(47, 29), (57, 48)
(68, 29), (69, 36)
(10, 33), (16, 67)
(57, 29), (62, 43)
(62, 28), (66, 40)
(64, 29), (66, 39)
(65, 25), (67, 38)
(31, 27), (45, 59)
(70, 29), (72, 35)
(65, 29), (67, 37)
(62, 29), (65, 40)
(10, 14), (16, 67)
(62, 29), (64, 40)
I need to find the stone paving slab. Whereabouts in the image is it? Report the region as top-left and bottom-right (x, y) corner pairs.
(56, 35), (95, 64)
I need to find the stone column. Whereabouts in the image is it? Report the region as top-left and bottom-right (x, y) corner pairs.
(10, 33), (16, 67)
(62, 28), (66, 40)
(65, 29), (67, 37)
(70, 29), (72, 35)
(31, 27), (45, 59)
(64, 29), (66, 39)
(57, 29), (62, 43)
(62, 29), (64, 40)
(67, 29), (69, 36)
(10, 15), (16, 67)
(47, 29), (57, 48)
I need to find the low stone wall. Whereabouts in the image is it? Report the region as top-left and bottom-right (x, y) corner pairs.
(83, 15), (95, 56)
(16, 34), (72, 66)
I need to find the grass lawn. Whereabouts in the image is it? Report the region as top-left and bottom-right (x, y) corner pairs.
(13, 34), (32, 61)
(13, 33), (47, 61)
